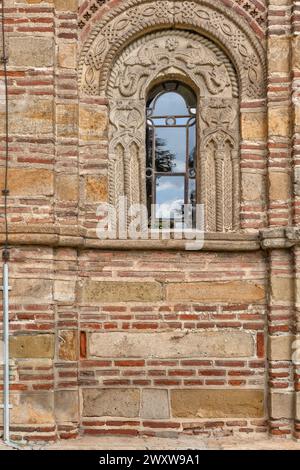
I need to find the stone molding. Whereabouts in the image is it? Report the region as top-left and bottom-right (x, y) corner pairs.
(78, 0), (266, 101)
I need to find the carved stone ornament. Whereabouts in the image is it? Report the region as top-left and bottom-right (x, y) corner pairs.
(106, 30), (240, 231)
(78, 0), (266, 100)
(79, 0), (267, 232)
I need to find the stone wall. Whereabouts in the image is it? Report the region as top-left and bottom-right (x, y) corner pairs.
(0, 0), (299, 442)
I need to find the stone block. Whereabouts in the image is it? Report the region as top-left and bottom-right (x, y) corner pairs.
(89, 330), (254, 358)
(0, 97), (53, 135)
(268, 335), (293, 361)
(268, 36), (290, 73)
(8, 37), (53, 67)
(269, 172), (291, 200)
(0, 168), (54, 197)
(56, 174), (78, 201)
(79, 106), (107, 141)
(82, 281), (163, 303)
(54, 280), (76, 302)
(166, 281), (265, 303)
(85, 176), (108, 203)
(270, 392), (294, 419)
(296, 393), (300, 421)
(171, 389), (264, 418)
(241, 111), (267, 141)
(11, 391), (54, 424)
(141, 389), (170, 419)
(58, 330), (78, 361)
(271, 277), (293, 303)
(58, 43), (77, 69)
(82, 389), (140, 418)
(56, 104), (78, 138)
(10, 278), (52, 303)
(269, 107), (291, 137)
(55, 390), (79, 423)
(54, 0), (77, 11)
(10, 334), (54, 359)
(242, 173), (264, 201)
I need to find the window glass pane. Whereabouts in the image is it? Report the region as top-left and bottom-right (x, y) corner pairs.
(155, 176), (185, 220)
(188, 123), (196, 171)
(152, 92), (189, 116)
(155, 127), (186, 173)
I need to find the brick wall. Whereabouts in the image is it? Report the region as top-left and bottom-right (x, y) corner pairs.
(0, 0), (299, 442)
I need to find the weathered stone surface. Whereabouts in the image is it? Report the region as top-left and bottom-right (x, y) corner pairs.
(54, 0), (77, 11)
(269, 172), (291, 200)
(241, 111), (267, 141)
(85, 176), (108, 203)
(58, 330), (78, 361)
(58, 43), (77, 69)
(242, 173), (264, 201)
(0, 97), (53, 135)
(82, 281), (163, 303)
(171, 389), (264, 418)
(0, 168), (53, 197)
(11, 391), (54, 424)
(293, 36), (300, 72)
(166, 281), (265, 303)
(10, 278), (52, 303)
(268, 335), (293, 361)
(296, 393), (300, 421)
(268, 36), (290, 73)
(270, 392), (294, 419)
(10, 334), (54, 358)
(55, 390), (79, 423)
(56, 104), (78, 137)
(141, 389), (170, 419)
(56, 174), (78, 201)
(89, 330), (254, 358)
(269, 106), (291, 137)
(79, 106), (107, 141)
(83, 389), (140, 418)
(54, 280), (76, 302)
(271, 277), (293, 303)
(8, 37), (53, 67)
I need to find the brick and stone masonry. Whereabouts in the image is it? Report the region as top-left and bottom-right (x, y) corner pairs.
(0, 0), (299, 442)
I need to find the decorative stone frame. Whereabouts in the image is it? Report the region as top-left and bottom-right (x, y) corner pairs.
(79, 0), (267, 232)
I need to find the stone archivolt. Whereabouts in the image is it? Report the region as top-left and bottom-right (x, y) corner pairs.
(78, 0), (267, 36)
(79, 0), (266, 101)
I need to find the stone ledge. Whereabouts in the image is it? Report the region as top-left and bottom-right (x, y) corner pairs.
(0, 225), (261, 251)
(2, 225), (300, 250)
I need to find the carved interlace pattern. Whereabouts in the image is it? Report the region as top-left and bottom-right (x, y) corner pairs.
(79, 0), (266, 100)
(79, 0), (267, 35)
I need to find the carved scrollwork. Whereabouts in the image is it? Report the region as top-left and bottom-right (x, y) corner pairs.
(109, 32), (235, 99)
(79, 0), (266, 100)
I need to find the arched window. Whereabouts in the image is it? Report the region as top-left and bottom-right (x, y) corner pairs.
(146, 82), (197, 228)
(107, 30), (242, 233)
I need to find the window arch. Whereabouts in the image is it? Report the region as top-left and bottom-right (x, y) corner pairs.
(146, 82), (197, 227)
(107, 30), (241, 232)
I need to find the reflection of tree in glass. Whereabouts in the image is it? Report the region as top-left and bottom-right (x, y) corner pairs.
(147, 133), (176, 173)
(189, 146), (196, 171)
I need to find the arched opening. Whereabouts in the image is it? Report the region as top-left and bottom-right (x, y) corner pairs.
(146, 82), (197, 228)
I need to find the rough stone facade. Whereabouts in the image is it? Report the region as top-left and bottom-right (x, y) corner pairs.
(0, 0), (299, 442)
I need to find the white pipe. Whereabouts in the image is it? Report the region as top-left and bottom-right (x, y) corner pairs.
(3, 261), (9, 443)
